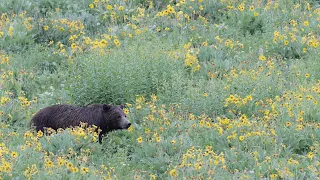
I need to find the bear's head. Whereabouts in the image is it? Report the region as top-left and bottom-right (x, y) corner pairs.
(102, 104), (131, 131)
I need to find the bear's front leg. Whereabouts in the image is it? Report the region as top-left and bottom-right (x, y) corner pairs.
(98, 132), (104, 144)
(98, 129), (107, 144)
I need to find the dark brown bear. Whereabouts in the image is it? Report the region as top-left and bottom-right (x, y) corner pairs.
(30, 104), (131, 143)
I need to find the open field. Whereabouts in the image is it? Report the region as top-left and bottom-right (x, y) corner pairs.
(0, 0), (319, 179)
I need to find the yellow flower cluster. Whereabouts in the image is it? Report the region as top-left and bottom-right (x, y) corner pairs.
(184, 43), (200, 72)
(170, 146), (225, 178)
(50, 18), (84, 33)
(24, 164), (38, 179)
(156, 5), (176, 17)
(18, 96), (31, 109)
(225, 94), (253, 107)
(213, 35), (244, 50)
(0, 53), (9, 65)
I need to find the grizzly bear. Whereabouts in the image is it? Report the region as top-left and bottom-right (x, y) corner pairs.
(30, 104), (131, 143)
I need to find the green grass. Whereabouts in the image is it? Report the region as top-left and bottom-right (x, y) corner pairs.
(0, 0), (319, 179)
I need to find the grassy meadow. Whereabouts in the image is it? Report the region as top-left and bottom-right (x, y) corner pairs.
(0, 0), (320, 179)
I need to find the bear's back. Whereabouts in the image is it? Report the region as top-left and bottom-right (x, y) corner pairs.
(31, 104), (83, 131)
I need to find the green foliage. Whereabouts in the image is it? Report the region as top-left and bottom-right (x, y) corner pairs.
(68, 35), (184, 105)
(0, 0), (34, 14)
(0, 17), (35, 52)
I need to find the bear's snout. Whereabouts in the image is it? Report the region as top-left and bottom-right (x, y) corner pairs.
(120, 118), (131, 129)
(125, 122), (131, 129)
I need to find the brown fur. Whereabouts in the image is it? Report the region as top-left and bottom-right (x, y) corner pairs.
(30, 104), (131, 143)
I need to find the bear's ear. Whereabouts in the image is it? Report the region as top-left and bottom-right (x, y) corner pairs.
(103, 104), (112, 111)
(120, 104), (125, 109)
